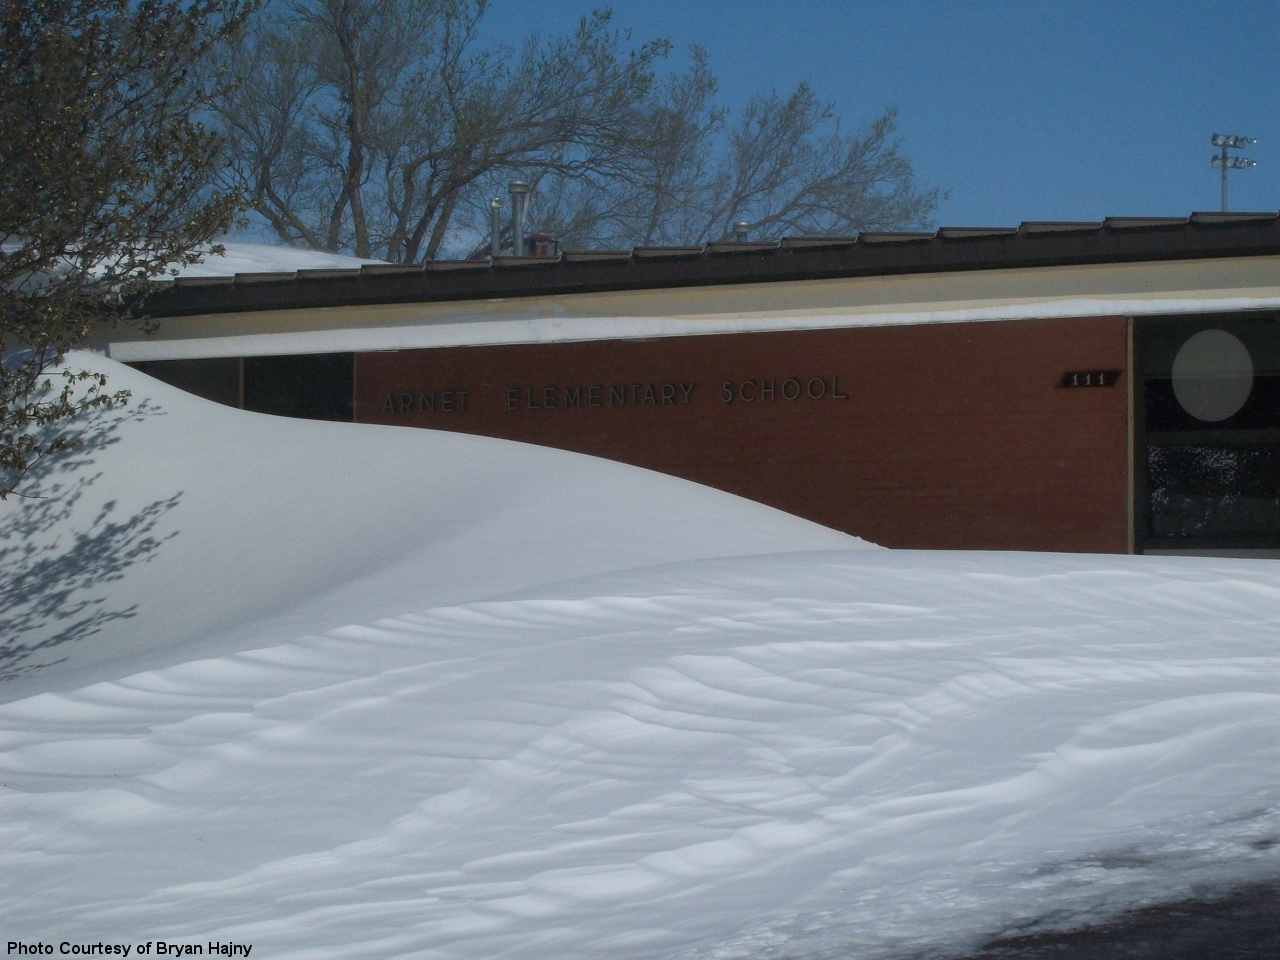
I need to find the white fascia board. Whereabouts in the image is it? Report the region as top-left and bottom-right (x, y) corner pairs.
(107, 295), (1280, 362)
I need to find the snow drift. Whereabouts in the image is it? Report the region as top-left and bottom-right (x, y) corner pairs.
(0, 356), (859, 693)
(1, 356), (1278, 960)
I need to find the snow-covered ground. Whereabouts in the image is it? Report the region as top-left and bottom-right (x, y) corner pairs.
(2, 357), (1278, 959)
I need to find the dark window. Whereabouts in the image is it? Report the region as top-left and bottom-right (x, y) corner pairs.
(1144, 371), (1280, 433)
(1136, 313), (1280, 550)
(129, 358), (240, 408)
(243, 353), (353, 421)
(1146, 443), (1280, 544)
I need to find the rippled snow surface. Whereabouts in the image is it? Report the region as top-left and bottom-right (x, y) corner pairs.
(2, 360), (1278, 959)
(4, 552), (1279, 959)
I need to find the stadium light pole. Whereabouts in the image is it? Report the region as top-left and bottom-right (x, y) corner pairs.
(1211, 133), (1257, 212)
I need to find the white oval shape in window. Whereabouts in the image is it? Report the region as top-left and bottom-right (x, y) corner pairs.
(1171, 329), (1254, 422)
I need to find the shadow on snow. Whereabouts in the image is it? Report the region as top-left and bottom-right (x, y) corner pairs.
(0, 398), (180, 682)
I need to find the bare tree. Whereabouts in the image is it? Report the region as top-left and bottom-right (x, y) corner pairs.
(217, 0), (668, 262)
(216, 1), (939, 261)
(524, 76), (939, 249)
(0, 0), (250, 498)
(503, 44), (726, 251)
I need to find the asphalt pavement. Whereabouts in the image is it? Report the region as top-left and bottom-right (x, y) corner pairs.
(959, 881), (1280, 959)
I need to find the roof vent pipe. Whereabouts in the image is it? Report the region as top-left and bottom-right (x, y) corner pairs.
(488, 197), (504, 259)
(508, 180), (530, 257)
(732, 220), (750, 242)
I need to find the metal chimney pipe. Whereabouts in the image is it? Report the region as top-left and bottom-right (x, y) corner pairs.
(732, 220), (750, 242)
(489, 197), (504, 259)
(508, 180), (530, 257)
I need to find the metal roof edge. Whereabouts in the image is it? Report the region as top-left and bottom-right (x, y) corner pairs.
(142, 213), (1280, 318)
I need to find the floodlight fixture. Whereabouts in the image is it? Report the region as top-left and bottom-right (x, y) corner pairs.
(1210, 132), (1257, 211)
(1210, 134), (1257, 149)
(1213, 156), (1257, 171)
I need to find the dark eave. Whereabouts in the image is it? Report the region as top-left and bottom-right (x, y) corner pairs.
(144, 212), (1280, 318)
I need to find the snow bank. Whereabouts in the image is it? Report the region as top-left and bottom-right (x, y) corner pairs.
(1, 356), (1278, 960)
(0, 355), (860, 695)
(169, 241), (385, 277)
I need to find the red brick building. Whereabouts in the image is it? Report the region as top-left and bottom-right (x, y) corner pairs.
(111, 214), (1280, 555)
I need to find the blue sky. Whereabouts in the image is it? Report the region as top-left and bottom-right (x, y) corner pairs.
(480, 0), (1279, 228)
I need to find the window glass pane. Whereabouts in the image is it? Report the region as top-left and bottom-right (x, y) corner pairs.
(1147, 443), (1280, 542)
(130, 358), (240, 408)
(1142, 316), (1280, 433)
(243, 354), (353, 421)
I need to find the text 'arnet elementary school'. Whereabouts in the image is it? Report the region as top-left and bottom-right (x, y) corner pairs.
(103, 213), (1280, 556)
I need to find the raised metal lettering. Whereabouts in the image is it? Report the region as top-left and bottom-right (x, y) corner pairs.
(507, 388), (519, 410)
(1059, 370), (1123, 388)
(722, 381), (734, 403)
(383, 394), (394, 414)
(660, 383), (676, 405)
(740, 380), (756, 402)
(610, 384), (625, 407)
(589, 385), (602, 407)
(782, 378), (801, 400)
(420, 392), (435, 413)
(807, 377), (826, 399)
(682, 382), (696, 404)
(832, 377), (848, 399)
(544, 386), (556, 409)
(761, 379), (775, 401)
(565, 386), (581, 407)
(441, 391), (454, 412)
(400, 393), (412, 413)
(643, 384), (657, 405)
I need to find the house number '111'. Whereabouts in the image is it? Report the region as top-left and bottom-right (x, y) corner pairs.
(1059, 370), (1122, 388)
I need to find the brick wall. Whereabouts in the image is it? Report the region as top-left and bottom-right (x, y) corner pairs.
(356, 316), (1130, 551)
